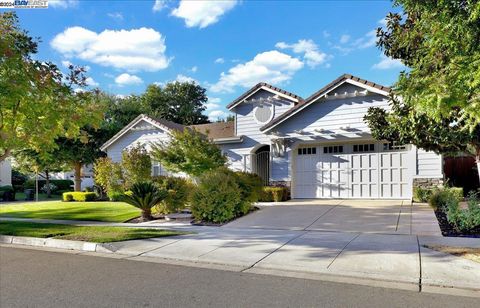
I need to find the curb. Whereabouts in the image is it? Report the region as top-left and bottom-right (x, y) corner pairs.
(0, 235), (114, 254)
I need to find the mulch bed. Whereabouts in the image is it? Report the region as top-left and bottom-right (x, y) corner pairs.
(434, 209), (480, 238)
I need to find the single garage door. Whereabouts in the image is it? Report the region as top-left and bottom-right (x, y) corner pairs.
(293, 142), (413, 199)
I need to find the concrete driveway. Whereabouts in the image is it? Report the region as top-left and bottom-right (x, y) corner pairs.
(224, 200), (441, 235)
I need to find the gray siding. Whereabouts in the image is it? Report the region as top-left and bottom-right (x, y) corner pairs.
(0, 159), (12, 186)
(416, 149), (443, 178)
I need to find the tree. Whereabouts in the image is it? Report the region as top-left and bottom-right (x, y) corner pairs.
(151, 129), (226, 178)
(367, 1), (480, 182)
(377, 1), (480, 128)
(93, 157), (123, 198)
(120, 182), (167, 221)
(121, 144), (152, 188)
(142, 82), (209, 125)
(0, 12), (103, 162)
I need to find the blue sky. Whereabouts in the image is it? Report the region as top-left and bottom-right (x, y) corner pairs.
(9, 0), (405, 121)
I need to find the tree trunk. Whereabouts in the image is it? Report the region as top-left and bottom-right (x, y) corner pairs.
(73, 162), (82, 192)
(476, 149), (480, 188)
(141, 208), (153, 221)
(45, 170), (51, 198)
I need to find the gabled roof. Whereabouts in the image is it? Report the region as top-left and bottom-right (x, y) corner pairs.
(260, 74), (391, 132)
(189, 121), (235, 139)
(226, 82), (303, 110)
(100, 114), (185, 151)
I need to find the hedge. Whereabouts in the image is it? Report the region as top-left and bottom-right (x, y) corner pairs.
(0, 185), (15, 201)
(25, 179), (74, 191)
(259, 186), (289, 202)
(63, 192), (97, 202)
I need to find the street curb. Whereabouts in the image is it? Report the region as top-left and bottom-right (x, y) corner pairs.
(0, 235), (114, 253)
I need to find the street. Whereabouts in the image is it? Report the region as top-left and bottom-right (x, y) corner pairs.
(0, 246), (477, 307)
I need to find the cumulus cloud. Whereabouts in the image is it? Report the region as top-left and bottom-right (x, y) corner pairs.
(175, 74), (197, 83)
(51, 27), (171, 72)
(171, 0), (238, 28)
(214, 58), (225, 64)
(153, 0), (167, 12)
(115, 73), (143, 86)
(49, 0), (78, 8)
(205, 97), (221, 110)
(61, 60), (73, 68)
(210, 50), (304, 93)
(208, 110), (227, 121)
(190, 66), (198, 73)
(275, 39), (329, 68)
(85, 77), (99, 87)
(372, 55), (405, 70)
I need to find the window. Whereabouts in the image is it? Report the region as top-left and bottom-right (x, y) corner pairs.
(323, 145), (344, 154)
(253, 103), (274, 124)
(353, 144), (375, 153)
(152, 160), (164, 176)
(297, 147), (317, 155)
(383, 142), (407, 151)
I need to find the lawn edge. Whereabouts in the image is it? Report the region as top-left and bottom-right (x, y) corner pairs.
(0, 235), (114, 253)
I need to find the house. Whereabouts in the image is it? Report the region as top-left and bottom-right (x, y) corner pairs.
(51, 164), (94, 191)
(100, 74), (443, 199)
(0, 159), (12, 186)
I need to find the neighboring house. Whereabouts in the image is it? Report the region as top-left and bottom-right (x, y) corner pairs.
(51, 164), (94, 191)
(0, 159), (12, 186)
(100, 74), (443, 199)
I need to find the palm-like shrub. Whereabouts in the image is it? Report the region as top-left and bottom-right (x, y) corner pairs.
(120, 182), (167, 221)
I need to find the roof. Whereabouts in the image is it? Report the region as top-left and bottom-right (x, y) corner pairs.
(100, 114), (185, 151)
(190, 121), (235, 139)
(226, 82), (303, 110)
(260, 74), (391, 132)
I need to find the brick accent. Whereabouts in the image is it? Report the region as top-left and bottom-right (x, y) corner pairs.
(413, 177), (444, 190)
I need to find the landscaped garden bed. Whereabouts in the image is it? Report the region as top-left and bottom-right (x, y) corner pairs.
(0, 221), (187, 243)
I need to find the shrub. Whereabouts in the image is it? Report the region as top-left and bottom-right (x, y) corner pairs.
(413, 187), (434, 203)
(63, 192), (97, 202)
(25, 179), (73, 191)
(152, 176), (193, 214)
(191, 169), (241, 223)
(0, 185), (15, 201)
(449, 187), (464, 201)
(428, 189), (458, 210)
(120, 182), (167, 221)
(94, 157), (123, 197)
(107, 190), (124, 202)
(232, 171), (263, 216)
(41, 183), (58, 194)
(121, 144), (152, 188)
(259, 186), (288, 202)
(447, 192), (480, 232)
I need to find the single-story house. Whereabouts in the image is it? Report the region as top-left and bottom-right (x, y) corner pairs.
(0, 159), (12, 186)
(100, 74), (443, 200)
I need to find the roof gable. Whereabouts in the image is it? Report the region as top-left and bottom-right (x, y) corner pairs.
(226, 82), (303, 110)
(100, 114), (185, 151)
(260, 74), (391, 132)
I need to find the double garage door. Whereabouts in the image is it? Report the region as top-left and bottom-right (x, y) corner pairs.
(293, 143), (413, 199)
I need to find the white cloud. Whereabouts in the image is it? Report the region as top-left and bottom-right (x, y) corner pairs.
(205, 97), (221, 110)
(340, 34), (350, 44)
(275, 39), (328, 68)
(153, 0), (167, 12)
(61, 60), (73, 68)
(115, 73), (143, 86)
(210, 50), (304, 93)
(352, 30), (377, 49)
(214, 57), (225, 64)
(175, 74), (196, 83)
(171, 0), (238, 28)
(322, 30), (331, 38)
(378, 18), (388, 27)
(107, 12), (124, 21)
(208, 110), (226, 121)
(49, 0), (78, 8)
(51, 27), (171, 72)
(190, 66), (198, 73)
(372, 55), (405, 70)
(85, 77), (99, 87)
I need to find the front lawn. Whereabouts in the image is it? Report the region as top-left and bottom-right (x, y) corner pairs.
(14, 192), (63, 202)
(0, 201), (141, 222)
(0, 221), (186, 243)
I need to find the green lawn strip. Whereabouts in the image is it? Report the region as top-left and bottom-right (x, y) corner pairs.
(0, 221), (188, 243)
(0, 201), (141, 222)
(14, 193), (63, 202)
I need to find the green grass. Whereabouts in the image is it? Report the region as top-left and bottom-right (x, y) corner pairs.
(0, 221), (187, 243)
(0, 201), (141, 222)
(14, 192), (62, 202)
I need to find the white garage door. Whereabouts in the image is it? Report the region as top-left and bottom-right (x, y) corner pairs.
(293, 143), (413, 199)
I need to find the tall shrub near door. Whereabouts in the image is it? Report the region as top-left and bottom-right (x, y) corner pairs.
(121, 144), (152, 188)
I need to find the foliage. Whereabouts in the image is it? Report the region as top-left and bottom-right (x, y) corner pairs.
(41, 183), (58, 194)
(24, 179), (74, 191)
(142, 82), (209, 125)
(377, 1), (480, 129)
(63, 192), (97, 202)
(0, 12), (104, 162)
(259, 186), (289, 202)
(121, 144), (152, 188)
(0, 185), (14, 201)
(413, 187), (435, 203)
(11, 169), (28, 191)
(120, 182), (167, 221)
(191, 169), (241, 223)
(93, 157), (123, 199)
(447, 192), (480, 233)
(231, 171), (263, 216)
(151, 129), (226, 177)
(0, 221), (186, 243)
(428, 188), (463, 210)
(152, 176), (193, 214)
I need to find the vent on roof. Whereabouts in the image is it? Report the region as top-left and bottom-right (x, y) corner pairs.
(253, 104), (274, 124)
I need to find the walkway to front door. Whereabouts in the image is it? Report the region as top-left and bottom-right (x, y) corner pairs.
(224, 200), (441, 236)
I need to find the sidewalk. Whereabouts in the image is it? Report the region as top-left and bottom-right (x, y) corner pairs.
(1, 217), (479, 297)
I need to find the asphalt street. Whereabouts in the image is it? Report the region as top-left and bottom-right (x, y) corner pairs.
(0, 246), (477, 307)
